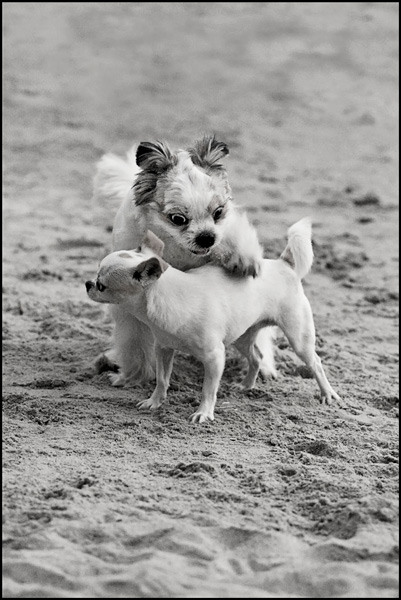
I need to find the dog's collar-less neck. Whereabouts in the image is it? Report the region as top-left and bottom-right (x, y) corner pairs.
(129, 292), (148, 322)
(143, 265), (185, 301)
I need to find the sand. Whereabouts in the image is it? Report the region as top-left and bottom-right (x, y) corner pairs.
(2, 2), (399, 598)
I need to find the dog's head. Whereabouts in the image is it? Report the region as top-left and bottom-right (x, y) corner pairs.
(85, 231), (169, 304)
(133, 135), (233, 257)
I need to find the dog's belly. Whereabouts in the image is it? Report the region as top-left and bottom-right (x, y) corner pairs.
(148, 324), (192, 353)
(226, 317), (277, 345)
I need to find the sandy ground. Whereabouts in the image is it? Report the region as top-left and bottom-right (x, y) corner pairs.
(2, 2), (399, 598)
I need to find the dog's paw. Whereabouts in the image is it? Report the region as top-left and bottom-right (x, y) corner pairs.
(232, 382), (249, 393)
(259, 364), (278, 381)
(319, 389), (342, 406)
(108, 372), (126, 387)
(190, 410), (214, 424)
(108, 367), (155, 388)
(222, 253), (263, 278)
(94, 352), (119, 374)
(137, 397), (163, 411)
(237, 378), (257, 391)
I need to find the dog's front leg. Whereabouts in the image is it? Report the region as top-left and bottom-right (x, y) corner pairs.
(234, 327), (263, 389)
(190, 344), (225, 424)
(138, 345), (175, 410)
(210, 211), (264, 277)
(107, 306), (156, 387)
(256, 327), (278, 380)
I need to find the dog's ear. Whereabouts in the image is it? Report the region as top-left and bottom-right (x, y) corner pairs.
(136, 141), (177, 173)
(132, 257), (168, 287)
(141, 230), (165, 257)
(134, 143), (176, 205)
(188, 134), (229, 170)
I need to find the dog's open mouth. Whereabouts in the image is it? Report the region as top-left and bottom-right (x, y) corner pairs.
(190, 248), (211, 256)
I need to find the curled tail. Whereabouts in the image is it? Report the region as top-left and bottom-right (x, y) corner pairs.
(280, 217), (313, 280)
(92, 145), (140, 209)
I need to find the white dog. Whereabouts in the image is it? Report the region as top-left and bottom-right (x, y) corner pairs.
(86, 218), (341, 423)
(93, 135), (277, 385)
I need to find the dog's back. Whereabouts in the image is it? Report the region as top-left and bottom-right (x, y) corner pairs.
(144, 219), (313, 347)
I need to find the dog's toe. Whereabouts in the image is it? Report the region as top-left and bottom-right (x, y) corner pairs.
(190, 411), (214, 424)
(320, 395), (333, 406)
(137, 397), (162, 411)
(137, 399), (152, 411)
(320, 389), (342, 406)
(259, 366), (278, 381)
(237, 379), (256, 391)
(108, 372), (126, 387)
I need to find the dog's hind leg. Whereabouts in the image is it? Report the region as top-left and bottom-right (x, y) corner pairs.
(234, 327), (263, 390)
(138, 346), (175, 410)
(280, 298), (341, 405)
(190, 343), (225, 424)
(256, 327), (278, 380)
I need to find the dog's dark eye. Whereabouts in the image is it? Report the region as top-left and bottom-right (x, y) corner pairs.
(213, 206), (224, 221)
(168, 213), (188, 226)
(96, 281), (106, 292)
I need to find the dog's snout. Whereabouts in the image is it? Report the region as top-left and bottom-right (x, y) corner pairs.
(195, 231), (216, 249)
(85, 280), (94, 292)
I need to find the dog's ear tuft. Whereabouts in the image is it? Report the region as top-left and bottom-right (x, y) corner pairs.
(142, 230), (165, 256)
(188, 134), (229, 170)
(133, 172), (157, 206)
(132, 257), (167, 287)
(136, 141), (177, 173)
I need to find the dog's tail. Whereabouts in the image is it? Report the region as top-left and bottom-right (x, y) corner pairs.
(93, 145), (140, 209)
(280, 217), (313, 280)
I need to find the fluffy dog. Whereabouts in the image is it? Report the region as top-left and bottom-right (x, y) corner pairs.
(85, 219), (341, 423)
(93, 135), (277, 385)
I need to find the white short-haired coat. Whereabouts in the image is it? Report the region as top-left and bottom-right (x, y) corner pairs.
(86, 219), (341, 423)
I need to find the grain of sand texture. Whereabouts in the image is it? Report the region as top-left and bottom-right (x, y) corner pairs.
(2, 2), (399, 598)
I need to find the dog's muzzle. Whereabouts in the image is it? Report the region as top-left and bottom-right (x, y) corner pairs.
(85, 280), (94, 292)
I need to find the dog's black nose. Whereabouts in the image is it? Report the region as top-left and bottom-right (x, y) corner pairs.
(85, 281), (94, 292)
(195, 231), (216, 248)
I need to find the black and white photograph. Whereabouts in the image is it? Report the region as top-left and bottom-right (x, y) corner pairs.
(3, 2), (399, 597)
